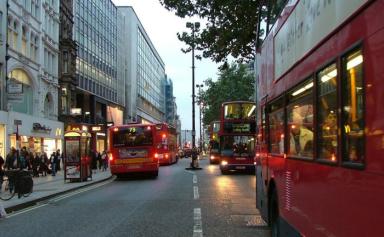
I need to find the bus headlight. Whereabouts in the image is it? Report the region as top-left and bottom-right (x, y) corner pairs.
(221, 160), (228, 166)
(210, 155), (215, 160)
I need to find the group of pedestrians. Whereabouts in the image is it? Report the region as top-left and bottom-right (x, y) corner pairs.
(0, 147), (62, 178)
(91, 150), (109, 172)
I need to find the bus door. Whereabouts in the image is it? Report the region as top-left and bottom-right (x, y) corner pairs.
(256, 101), (271, 217)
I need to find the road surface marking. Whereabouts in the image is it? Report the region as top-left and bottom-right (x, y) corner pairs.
(193, 186), (199, 199)
(6, 178), (113, 218)
(193, 208), (203, 237)
(193, 175), (197, 184)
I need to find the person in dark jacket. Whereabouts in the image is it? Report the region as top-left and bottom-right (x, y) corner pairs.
(50, 152), (58, 176)
(0, 155), (4, 190)
(5, 147), (18, 170)
(56, 149), (61, 171)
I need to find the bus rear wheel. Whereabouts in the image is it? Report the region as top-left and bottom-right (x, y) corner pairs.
(269, 190), (280, 237)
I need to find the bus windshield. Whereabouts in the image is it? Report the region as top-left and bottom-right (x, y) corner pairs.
(220, 135), (255, 157)
(224, 103), (256, 120)
(112, 127), (153, 147)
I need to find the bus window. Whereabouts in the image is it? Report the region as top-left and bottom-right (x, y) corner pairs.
(268, 98), (285, 154)
(112, 127), (153, 147)
(342, 49), (364, 164)
(317, 63), (338, 162)
(287, 79), (314, 158)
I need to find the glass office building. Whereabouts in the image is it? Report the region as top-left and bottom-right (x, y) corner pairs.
(73, 0), (118, 103)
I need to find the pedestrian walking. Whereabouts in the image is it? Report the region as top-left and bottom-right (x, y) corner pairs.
(50, 152), (58, 176)
(56, 149), (61, 171)
(39, 152), (49, 176)
(0, 154), (4, 191)
(32, 153), (40, 177)
(101, 150), (108, 171)
(5, 147), (18, 170)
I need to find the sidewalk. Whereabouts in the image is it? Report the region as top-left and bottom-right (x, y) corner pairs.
(1, 169), (113, 213)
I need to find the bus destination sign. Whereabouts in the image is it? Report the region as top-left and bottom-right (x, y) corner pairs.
(232, 123), (250, 132)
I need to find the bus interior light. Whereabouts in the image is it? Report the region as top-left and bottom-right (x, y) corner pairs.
(321, 69), (337, 83)
(347, 55), (363, 70)
(247, 105), (256, 117)
(292, 82), (313, 96)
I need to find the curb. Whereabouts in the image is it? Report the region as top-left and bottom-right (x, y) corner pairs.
(4, 175), (114, 213)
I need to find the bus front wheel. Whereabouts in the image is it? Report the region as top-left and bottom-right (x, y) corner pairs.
(269, 190), (280, 237)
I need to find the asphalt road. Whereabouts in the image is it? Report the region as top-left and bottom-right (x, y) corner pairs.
(0, 158), (270, 237)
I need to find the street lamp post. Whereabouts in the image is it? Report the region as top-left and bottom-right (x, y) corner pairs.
(196, 84), (203, 152)
(186, 22), (200, 150)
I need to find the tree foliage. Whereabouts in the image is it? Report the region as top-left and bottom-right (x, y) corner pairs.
(159, 0), (287, 64)
(198, 63), (254, 125)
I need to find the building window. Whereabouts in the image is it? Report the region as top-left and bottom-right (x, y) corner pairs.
(341, 49), (364, 164)
(317, 63), (338, 162)
(22, 27), (28, 56)
(287, 79), (314, 159)
(8, 69), (33, 115)
(63, 51), (68, 73)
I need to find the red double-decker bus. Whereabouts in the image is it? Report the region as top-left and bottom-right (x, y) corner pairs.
(219, 101), (256, 174)
(208, 121), (220, 164)
(255, 0), (384, 236)
(108, 124), (159, 178)
(154, 123), (178, 165)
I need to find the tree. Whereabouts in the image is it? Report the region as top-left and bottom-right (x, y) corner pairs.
(159, 0), (287, 64)
(199, 63), (254, 125)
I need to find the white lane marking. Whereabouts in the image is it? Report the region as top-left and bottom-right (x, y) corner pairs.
(185, 170), (195, 175)
(7, 179), (113, 218)
(193, 175), (197, 184)
(50, 180), (113, 203)
(193, 186), (199, 200)
(6, 203), (49, 218)
(193, 208), (203, 237)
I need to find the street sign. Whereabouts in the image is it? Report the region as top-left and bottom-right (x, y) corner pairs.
(14, 120), (22, 125)
(7, 93), (24, 103)
(7, 82), (23, 94)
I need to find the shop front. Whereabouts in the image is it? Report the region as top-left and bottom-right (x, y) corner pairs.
(7, 112), (64, 156)
(0, 111), (8, 159)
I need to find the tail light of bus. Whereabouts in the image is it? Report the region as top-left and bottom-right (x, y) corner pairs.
(109, 153), (114, 161)
(165, 153), (169, 159)
(154, 153), (159, 160)
(113, 127), (119, 132)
